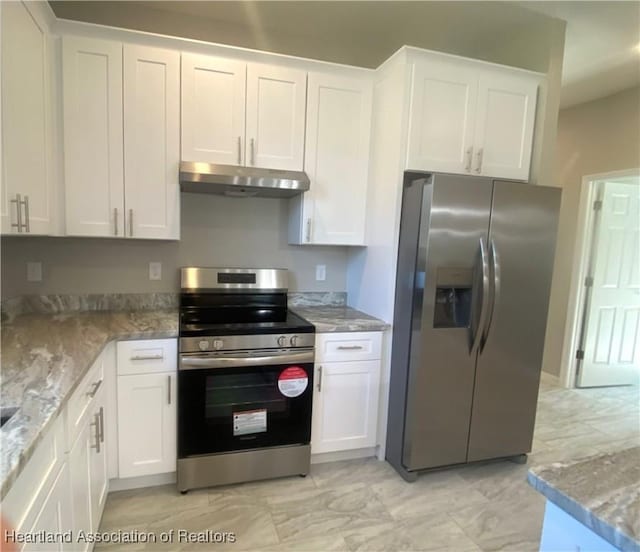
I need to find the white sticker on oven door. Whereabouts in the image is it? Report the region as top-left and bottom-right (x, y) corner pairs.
(233, 409), (267, 436)
(278, 366), (308, 398)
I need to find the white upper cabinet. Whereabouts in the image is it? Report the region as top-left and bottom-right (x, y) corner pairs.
(472, 71), (538, 180)
(124, 44), (180, 239)
(406, 54), (539, 181)
(289, 72), (372, 245)
(1, 1), (54, 235)
(181, 53), (246, 165)
(63, 36), (124, 237)
(246, 63), (306, 170)
(407, 59), (478, 175)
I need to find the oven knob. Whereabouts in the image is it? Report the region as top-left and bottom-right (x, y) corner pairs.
(213, 339), (224, 350)
(290, 335), (299, 347)
(277, 335), (287, 347)
(198, 340), (209, 351)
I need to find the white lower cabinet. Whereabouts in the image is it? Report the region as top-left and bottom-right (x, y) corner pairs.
(68, 421), (93, 552)
(311, 332), (382, 454)
(116, 339), (177, 478)
(22, 463), (73, 552)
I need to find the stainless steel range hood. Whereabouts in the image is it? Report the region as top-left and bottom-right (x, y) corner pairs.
(179, 162), (310, 198)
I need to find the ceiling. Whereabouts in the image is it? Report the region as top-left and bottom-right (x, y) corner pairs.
(49, 1), (640, 108)
(521, 1), (640, 107)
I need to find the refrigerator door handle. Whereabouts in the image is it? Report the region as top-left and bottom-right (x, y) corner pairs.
(481, 238), (501, 352)
(470, 237), (490, 354)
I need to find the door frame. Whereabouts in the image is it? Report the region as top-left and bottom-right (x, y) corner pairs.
(559, 168), (640, 388)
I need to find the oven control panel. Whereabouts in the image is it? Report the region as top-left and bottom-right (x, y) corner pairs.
(181, 333), (315, 353)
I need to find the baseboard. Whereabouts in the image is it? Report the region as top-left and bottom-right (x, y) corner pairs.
(540, 371), (561, 387)
(109, 472), (176, 492)
(311, 447), (378, 464)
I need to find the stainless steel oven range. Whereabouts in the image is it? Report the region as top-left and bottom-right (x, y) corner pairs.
(177, 267), (315, 493)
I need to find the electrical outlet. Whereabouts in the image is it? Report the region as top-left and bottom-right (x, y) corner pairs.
(315, 264), (326, 281)
(149, 262), (162, 281)
(27, 262), (42, 282)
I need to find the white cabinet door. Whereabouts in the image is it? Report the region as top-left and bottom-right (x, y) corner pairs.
(117, 372), (176, 478)
(406, 59), (478, 174)
(246, 63), (306, 170)
(89, 390), (108, 529)
(63, 37), (124, 237)
(69, 422), (93, 552)
(294, 72), (371, 245)
(124, 44), (180, 239)
(22, 464), (72, 552)
(473, 71), (538, 180)
(1, 1), (53, 235)
(181, 53), (246, 165)
(311, 360), (380, 454)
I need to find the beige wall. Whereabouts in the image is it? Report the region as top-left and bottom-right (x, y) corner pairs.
(542, 86), (640, 377)
(1, 193), (349, 299)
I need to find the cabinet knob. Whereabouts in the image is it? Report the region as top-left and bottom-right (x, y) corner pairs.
(475, 148), (484, 174)
(465, 148), (473, 173)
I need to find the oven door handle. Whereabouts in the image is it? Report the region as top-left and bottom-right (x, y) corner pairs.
(179, 350), (314, 370)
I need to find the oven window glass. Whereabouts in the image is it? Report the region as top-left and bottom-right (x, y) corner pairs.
(178, 363), (313, 457)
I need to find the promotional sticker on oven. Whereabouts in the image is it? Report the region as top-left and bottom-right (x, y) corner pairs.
(277, 366), (308, 397)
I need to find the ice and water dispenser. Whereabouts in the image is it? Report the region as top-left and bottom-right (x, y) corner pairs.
(433, 267), (472, 328)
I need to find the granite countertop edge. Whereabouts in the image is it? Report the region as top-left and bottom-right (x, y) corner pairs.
(528, 453), (640, 552)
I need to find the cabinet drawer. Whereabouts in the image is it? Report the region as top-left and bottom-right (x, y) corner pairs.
(3, 414), (65, 532)
(315, 332), (382, 362)
(117, 338), (177, 376)
(65, 352), (104, 450)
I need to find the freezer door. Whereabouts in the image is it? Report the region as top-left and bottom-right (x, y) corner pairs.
(401, 173), (493, 471)
(467, 181), (560, 462)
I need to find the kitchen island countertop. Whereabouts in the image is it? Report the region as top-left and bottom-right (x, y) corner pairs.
(528, 446), (640, 552)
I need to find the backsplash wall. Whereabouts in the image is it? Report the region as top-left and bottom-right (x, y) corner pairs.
(1, 194), (350, 299)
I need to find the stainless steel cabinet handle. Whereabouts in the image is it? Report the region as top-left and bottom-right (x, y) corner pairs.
(23, 196), (30, 232)
(465, 148), (473, 173)
(90, 412), (101, 452)
(130, 354), (164, 361)
(237, 136), (242, 165)
(167, 375), (172, 405)
(11, 194), (22, 232)
(250, 138), (255, 166)
(99, 406), (105, 443)
(129, 209), (133, 237)
(114, 208), (118, 236)
(305, 219), (312, 242)
(87, 379), (103, 398)
(336, 345), (363, 351)
(475, 148), (484, 174)
(317, 365), (322, 392)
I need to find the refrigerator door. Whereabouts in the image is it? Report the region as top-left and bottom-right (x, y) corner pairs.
(400, 173), (493, 471)
(467, 181), (560, 462)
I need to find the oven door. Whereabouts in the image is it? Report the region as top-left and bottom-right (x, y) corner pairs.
(178, 349), (314, 458)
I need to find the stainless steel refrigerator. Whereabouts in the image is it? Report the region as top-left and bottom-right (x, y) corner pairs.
(386, 172), (561, 482)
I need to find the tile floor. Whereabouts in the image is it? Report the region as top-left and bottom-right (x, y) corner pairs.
(98, 376), (640, 551)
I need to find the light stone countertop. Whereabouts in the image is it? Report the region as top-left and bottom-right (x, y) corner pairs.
(0, 300), (386, 498)
(0, 310), (179, 498)
(292, 306), (389, 333)
(528, 446), (640, 552)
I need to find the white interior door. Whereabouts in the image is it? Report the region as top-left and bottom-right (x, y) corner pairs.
(578, 179), (640, 387)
